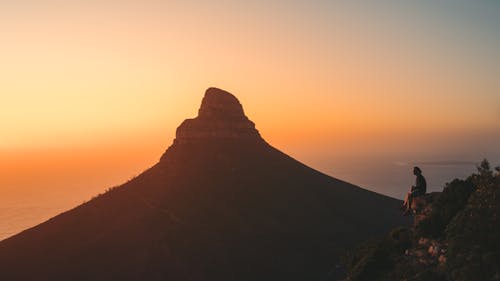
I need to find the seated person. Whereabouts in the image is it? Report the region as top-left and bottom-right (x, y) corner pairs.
(402, 166), (426, 215)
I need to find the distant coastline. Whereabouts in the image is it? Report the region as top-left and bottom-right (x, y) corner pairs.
(411, 160), (478, 166)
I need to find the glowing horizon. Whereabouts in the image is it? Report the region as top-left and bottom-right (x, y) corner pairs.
(1, 1), (499, 201)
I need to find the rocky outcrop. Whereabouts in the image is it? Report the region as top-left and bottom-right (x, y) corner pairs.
(403, 237), (447, 268)
(411, 192), (440, 225)
(174, 87), (261, 144)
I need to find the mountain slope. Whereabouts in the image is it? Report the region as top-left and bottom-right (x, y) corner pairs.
(0, 88), (407, 281)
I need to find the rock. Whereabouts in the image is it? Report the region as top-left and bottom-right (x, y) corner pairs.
(415, 249), (426, 258)
(418, 258), (430, 265)
(419, 238), (430, 246)
(428, 245), (440, 257)
(198, 87), (245, 118)
(428, 245), (434, 255)
(412, 192), (441, 225)
(438, 254), (447, 264)
(174, 87), (262, 144)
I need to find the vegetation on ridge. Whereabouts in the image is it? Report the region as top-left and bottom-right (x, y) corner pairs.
(342, 159), (500, 281)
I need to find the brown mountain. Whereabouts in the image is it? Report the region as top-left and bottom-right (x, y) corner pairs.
(0, 88), (407, 281)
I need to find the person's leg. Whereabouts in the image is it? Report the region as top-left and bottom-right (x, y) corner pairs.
(402, 193), (413, 215)
(403, 192), (410, 208)
(407, 193), (414, 210)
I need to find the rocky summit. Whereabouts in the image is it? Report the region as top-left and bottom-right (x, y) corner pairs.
(0, 88), (408, 281)
(175, 88), (261, 144)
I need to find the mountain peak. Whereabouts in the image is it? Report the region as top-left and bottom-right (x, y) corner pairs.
(199, 87), (244, 118)
(174, 87), (261, 144)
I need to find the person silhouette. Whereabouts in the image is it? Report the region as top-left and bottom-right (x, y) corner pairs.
(402, 166), (427, 215)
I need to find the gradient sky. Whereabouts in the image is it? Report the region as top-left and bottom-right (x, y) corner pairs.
(1, 1), (499, 215)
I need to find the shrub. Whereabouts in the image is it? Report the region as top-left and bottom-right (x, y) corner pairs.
(343, 228), (412, 281)
(416, 178), (474, 238)
(445, 161), (500, 281)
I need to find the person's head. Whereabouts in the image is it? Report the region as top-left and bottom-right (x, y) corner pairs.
(413, 166), (422, 175)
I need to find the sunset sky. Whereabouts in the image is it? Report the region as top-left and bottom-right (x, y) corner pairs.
(1, 1), (499, 237)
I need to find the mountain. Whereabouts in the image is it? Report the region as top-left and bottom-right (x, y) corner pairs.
(0, 88), (408, 281)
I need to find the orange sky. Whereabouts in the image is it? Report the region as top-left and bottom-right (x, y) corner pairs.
(1, 1), (499, 212)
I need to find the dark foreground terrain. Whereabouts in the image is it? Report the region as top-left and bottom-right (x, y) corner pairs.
(343, 160), (500, 281)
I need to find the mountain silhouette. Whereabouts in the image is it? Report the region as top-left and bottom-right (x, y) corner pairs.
(0, 88), (407, 281)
